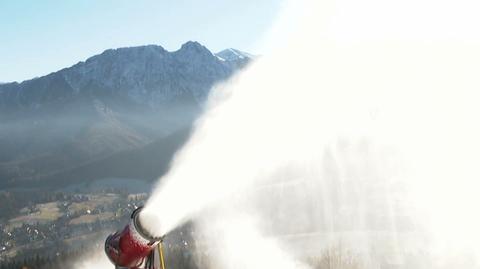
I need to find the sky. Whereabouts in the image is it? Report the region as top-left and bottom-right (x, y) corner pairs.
(0, 0), (283, 83)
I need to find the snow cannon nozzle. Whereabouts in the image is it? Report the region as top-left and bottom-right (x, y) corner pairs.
(105, 206), (165, 268)
(132, 206), (164, 243)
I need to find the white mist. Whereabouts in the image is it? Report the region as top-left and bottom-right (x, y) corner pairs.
(85, 0), (480, 268)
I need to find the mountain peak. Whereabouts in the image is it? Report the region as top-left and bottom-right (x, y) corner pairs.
(178, 41), (211, 54)
(216, 48), (254, 61)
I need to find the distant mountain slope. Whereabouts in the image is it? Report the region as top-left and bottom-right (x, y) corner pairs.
(0, 41), (252, 188)
(0, 128), (192, 190)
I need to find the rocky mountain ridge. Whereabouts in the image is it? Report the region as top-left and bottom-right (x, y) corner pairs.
(0, 41), (252, 188)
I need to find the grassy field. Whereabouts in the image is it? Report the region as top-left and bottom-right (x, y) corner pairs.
(7, 202), (62, 230)
(67, 194), (118, 215)
(69, 212), (115, 225)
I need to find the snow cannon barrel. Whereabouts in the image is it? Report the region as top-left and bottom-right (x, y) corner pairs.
(105, 206), (163, 268)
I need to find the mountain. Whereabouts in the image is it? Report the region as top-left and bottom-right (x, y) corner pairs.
(0, 42), (250, 111)
(216, 48), (255, 61)
(0, 41), (252, 189)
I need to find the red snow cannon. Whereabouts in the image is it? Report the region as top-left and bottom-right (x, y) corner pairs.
(105, 207), (164, 268)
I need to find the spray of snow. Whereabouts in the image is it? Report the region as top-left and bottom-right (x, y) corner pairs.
(80, 0), (480, 267)
(73, 244), (112, 269)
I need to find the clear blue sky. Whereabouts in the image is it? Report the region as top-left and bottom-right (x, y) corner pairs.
(0, 0), (283, 82)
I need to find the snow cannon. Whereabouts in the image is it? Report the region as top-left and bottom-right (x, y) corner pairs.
(105, 206), (165, 269)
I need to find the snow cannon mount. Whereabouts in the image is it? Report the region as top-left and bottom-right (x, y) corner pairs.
(105, 206), (165, 269)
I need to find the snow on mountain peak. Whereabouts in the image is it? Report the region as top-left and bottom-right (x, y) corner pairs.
(215, 48), (255, 61)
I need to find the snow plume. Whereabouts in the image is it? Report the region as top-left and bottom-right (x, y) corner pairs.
(74, 253), (111, 269)
(140, 0), (480, 268)
(72, 241), (112, 269)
